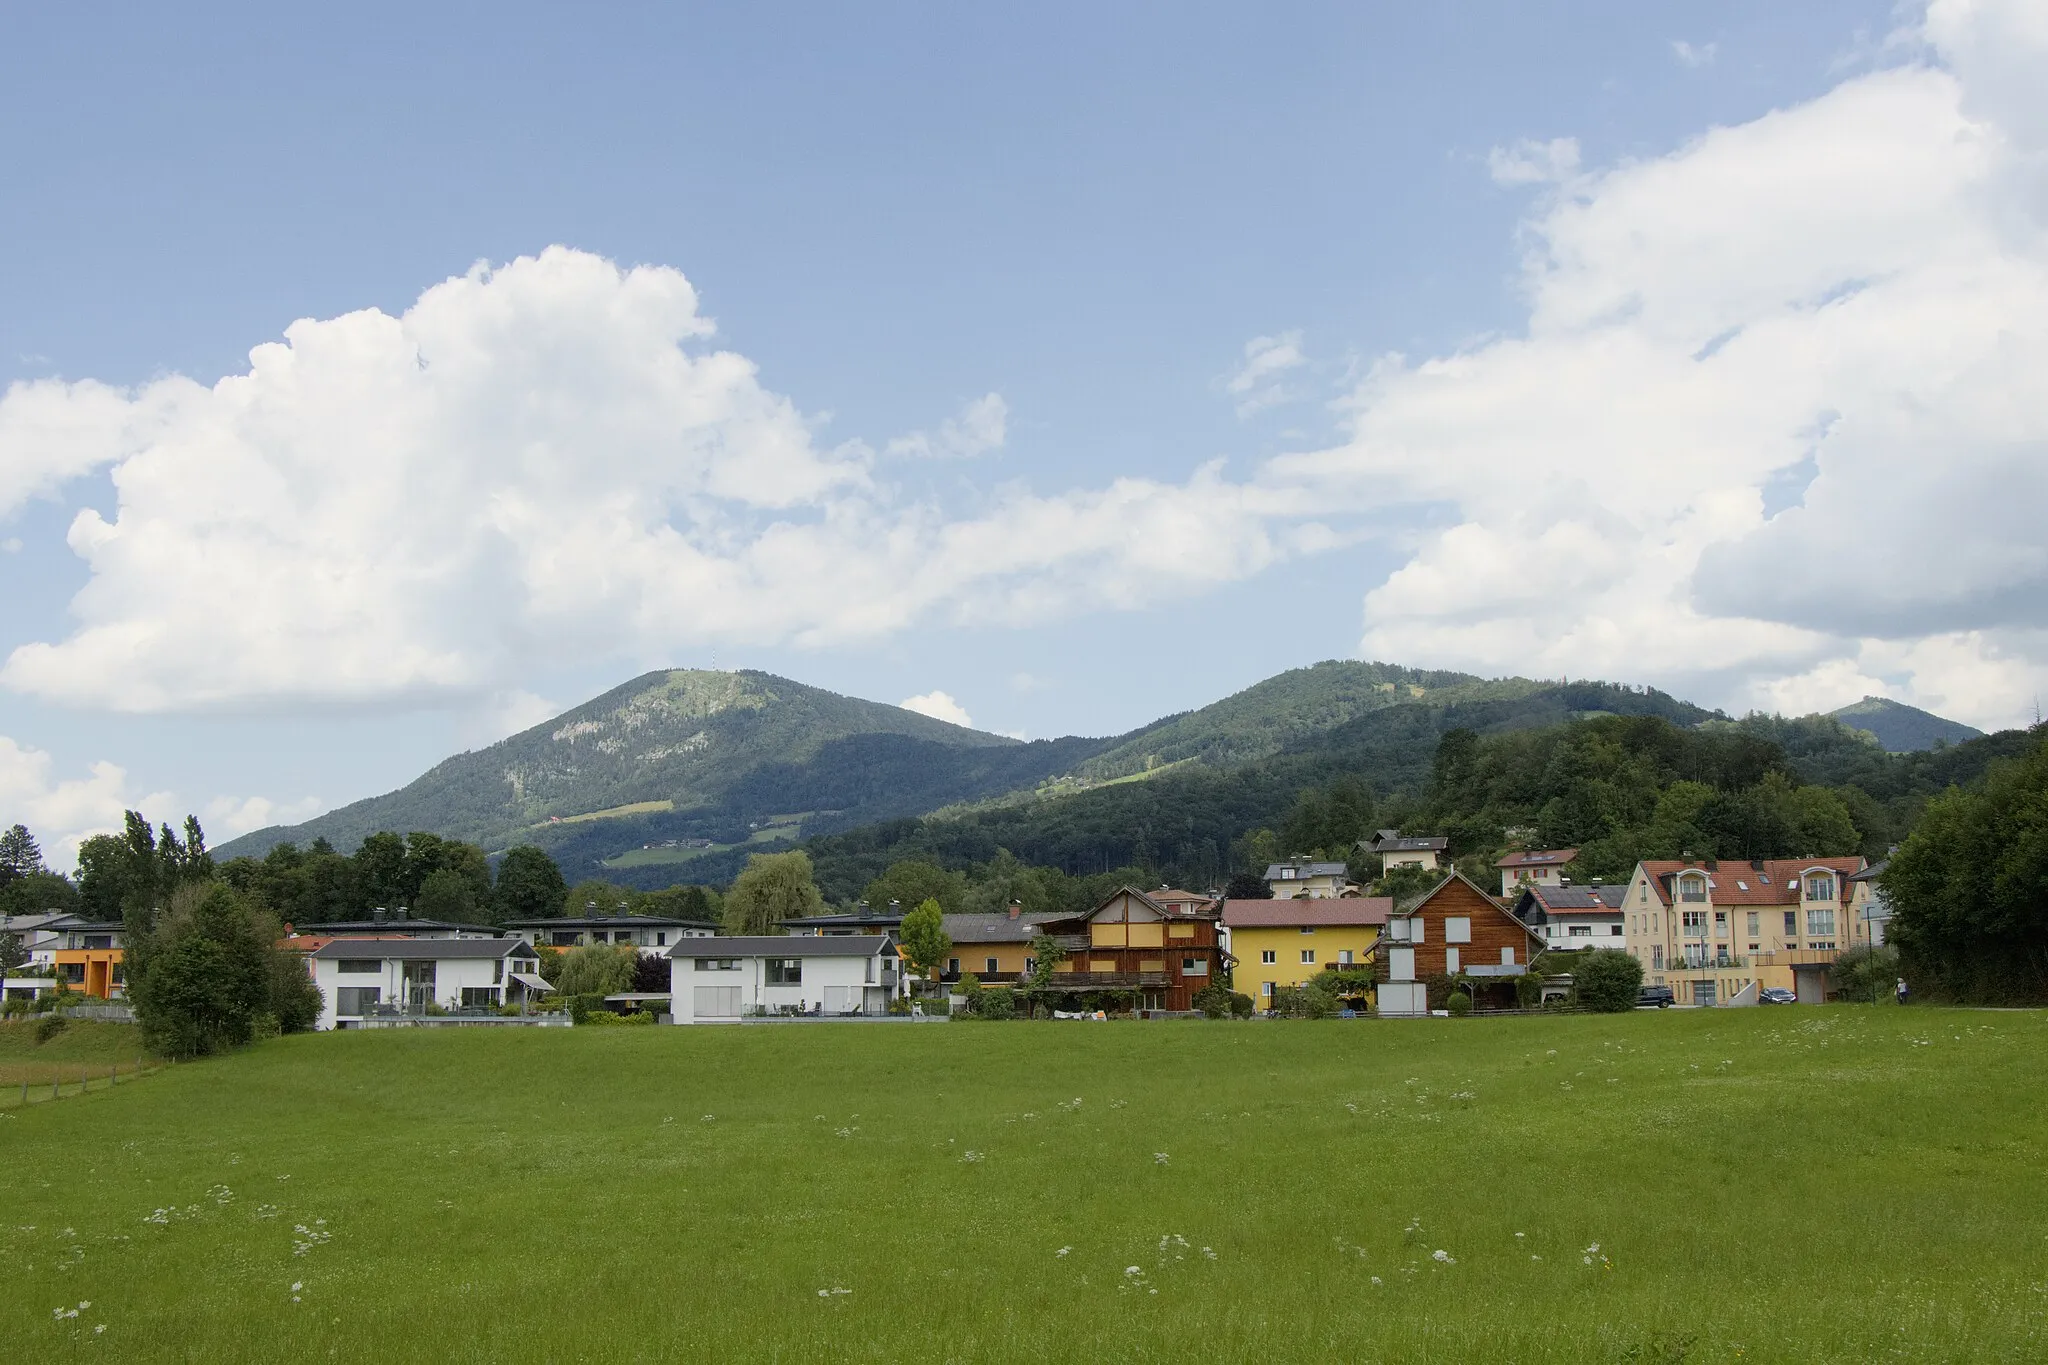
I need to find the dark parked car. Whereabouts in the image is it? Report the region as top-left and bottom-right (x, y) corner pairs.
(1759, 986), (1797, 1005)
(1637, 985), (1676, 1009)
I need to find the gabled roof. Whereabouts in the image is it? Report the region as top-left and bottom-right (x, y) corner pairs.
(1221, 898), (1391, 929)
(1263, 861), (1350, 880)
(1637, 857), (1867, 907)
(1511, 884), (1627, 922)
(780, 911), (906, 928)
(1395, 870), (1545, 948)
(1367, 830), (1449, 853)
(309, 938), (537, 961)
(666, 935), (894, 959)
(298, 918), (502, 936)
(1497, 848), (1579, 869)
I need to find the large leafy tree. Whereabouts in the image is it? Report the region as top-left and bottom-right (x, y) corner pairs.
(129, 883), (293, 1059)
(861, 858), (968, 916)
(723, 850), (826, 934)
(898, 898), (952, 989)
(1886, 732), (2048, 1004)
(0, 869), (80, 918)
(492, 846), (568, 922)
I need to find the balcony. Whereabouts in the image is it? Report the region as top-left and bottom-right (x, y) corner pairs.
(1038, 971), (1167, 990)
(1667, 955), (1748, 972)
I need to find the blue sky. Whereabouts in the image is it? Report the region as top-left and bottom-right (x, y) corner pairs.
(7, 0), (2047, 861)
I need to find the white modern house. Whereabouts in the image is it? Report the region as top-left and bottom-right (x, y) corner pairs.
(309, 938), (554, 1029)
(505, 914), (717, 953)
(1507, 882), (1627, 952)
(666, 935), (901, 1023)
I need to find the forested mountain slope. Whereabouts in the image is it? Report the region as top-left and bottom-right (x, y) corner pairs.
(1827, 696), (1983, 752)
(218, 669), (1050, 863)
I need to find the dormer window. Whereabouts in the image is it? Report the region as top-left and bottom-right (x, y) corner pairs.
(1804, 873), (1835, 902)
(1679, 875), (1707, 903)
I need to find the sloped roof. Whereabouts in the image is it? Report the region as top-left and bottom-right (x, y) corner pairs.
(505, 914), (716, 930)
(942, 914), (1045, 944)
(1638, 858), (1867, 906)
(1368, 830), (1449, 853)
(1221, 898), (1391, 928)
(1498, 848), (1579, 869)
(1515, 884), (1626, 917)
(1396, 870), (1544, 947)
(1264, 861), (1350, 880)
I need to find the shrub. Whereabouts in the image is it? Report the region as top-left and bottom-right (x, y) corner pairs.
(1271, 980), (1340, 1019)
(1830, 943), (1902, 1004)
(1514, 969), (1546, 1009)
(1574, 948), (1645, 1012)
(1446, 990), (1472, 1017)
(1191, 982), (1234, 1019)
(565, 992), (609, 1025)
(886, 996), (912, 1015)
(956, 974), (984, 1016)
(979, 987), (1017, 1021)
(34, 1013), (68, 1044)
(1230, 992), (1254, 1019)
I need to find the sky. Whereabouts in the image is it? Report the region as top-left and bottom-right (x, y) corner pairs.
(4, 0), (2046, 867)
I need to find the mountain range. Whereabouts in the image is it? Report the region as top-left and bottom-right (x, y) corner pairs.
(217, 662), (1992, 883)
(1826, 696), (1983, 753)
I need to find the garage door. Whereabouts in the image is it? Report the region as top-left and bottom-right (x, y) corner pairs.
(693, 985), (742, 1018)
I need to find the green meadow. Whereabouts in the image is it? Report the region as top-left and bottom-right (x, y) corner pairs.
(2, 1008), (2044, 1363)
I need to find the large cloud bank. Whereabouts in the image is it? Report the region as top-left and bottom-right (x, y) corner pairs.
(1, 0), (2045, 732)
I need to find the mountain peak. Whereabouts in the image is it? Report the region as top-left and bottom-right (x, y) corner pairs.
(1828, 696), (1982, 753)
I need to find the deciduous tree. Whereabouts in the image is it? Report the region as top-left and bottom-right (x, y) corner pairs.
(899, 898), (951, 990)
(723, 850), (826, 934)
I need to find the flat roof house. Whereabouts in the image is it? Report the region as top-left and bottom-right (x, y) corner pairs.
(309, 938), (552, 1029)
(666, 936), (901, 1022)
(296, 910), (502, 939)
(505, 914), (716, 952)
(39, 916), (128, 999)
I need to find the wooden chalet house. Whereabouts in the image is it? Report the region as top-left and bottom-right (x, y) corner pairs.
(1033, 887), (1231, 1012)
(1378, 870), (1544, 1016)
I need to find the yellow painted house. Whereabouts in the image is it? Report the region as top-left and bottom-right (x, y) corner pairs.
(1221, 897), (1391, 1009)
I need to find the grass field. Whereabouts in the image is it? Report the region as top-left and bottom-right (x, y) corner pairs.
(0, 1019), (155, 1092)
(3, 1008), (2045, 1362)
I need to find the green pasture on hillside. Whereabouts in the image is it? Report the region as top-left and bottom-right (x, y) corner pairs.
(2, 1009), (2044, 1362)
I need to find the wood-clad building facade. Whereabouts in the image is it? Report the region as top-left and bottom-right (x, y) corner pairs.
(1035, 887), (1230, 1012)
(1378, 871), (1544, 1016)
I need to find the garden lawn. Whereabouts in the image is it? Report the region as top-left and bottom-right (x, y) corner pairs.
(2, 1008), (2044, 1363)
(0, 1019), (154, 1092)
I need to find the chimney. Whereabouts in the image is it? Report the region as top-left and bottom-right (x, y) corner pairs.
(889, 900), (901, 914)
(1008, 900), (1022, 920)
(395, 907), (409, 922)
(372, 907), (386, 925)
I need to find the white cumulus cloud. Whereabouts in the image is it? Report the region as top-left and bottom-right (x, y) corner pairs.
(1267, 0), (2048, 730)
(1671, 40), (1718, 68)
(0, 250), (1316, 713)
(0, 736), (174, 872)
(899, 690), (976, 729)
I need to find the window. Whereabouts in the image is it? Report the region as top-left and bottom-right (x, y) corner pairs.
(946, 958), (961, 975)
(1261, 949), (1276, 965)
(1280, 868), (1296, 879)
(59, 962), (86, 983)
(1445, 947), (1461, 973)
(1501, 947), (1515, 965)
(1682, 911), (1707, 937)
(1714, 911), (1728, 937)
(1568, 925), (1591, 938)
(694, 958), (740, 971)
(1806, 909), (1836, 938)
(1652, 945), (1663, 969)
(1784, 911), (1798, 936)
(1410, 919), (1425, 944)
(1182, 957), (1208, 975)
(1300, 950), (1315, 965)
(1639, 884), (1648, 904)
(985, 957), (999, 975)
(1805, 874), (1835, 902)
(82, 934), (113, 950)
(656, 932), (666, 947)
(460, 987), (500, 1009)
(1746, 912), (1759, 936)
(337, 959), (381, 975)
(1300, 925), (1315, 934)
(767, 959), (804, 985)
(1023, 957), (1037, 974)
(1444, 917), (1471, 944)
(1168, 923), (1193, 939)
(1680, 876), (1707, 902)
(1609, 925), (1623, 936)
(493, 960), (504, 984)
(336, 986), (381, 1016)
(1261, 981), (1274, 997)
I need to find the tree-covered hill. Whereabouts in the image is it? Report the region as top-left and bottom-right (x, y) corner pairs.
(1827, 696), (1984, 752)
(217, 669), (1053, 863)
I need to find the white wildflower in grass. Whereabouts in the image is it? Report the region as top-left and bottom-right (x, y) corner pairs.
(1153, 1152), (1170, 1165)
(1125, 1266), (1142, 1276)
(95, 1325), (106, 1335)
(1202, 1247), (1217, 1260)
(291, 1282), (302, 1293)
(1370, 1276), (1383, 1285)
(79, 1301), (91, 1310)
(1515, 1232), (1525, 1239)
(960, 1150), (984, 1163)
(816, 1287), (851, 1297)
(1055, 1246), (1071, 1257)
(1109, 1099), (1127, 1109)
(1432, 1250), (1454, 1264)
(701, 1114), (715, 1122)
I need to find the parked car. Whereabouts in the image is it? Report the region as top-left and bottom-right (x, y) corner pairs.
(1637, 985), (1676, 1008)
(1759, 986), (1797, 1005)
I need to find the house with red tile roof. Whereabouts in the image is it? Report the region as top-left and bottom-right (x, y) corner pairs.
(1621, 857), (1874, 1005)
(1221, 896), (1390, 1010)
(1496, 847), (1579, 896)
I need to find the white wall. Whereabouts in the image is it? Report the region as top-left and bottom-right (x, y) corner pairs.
(668, 954), (890, 1023)
(314, 955), (516, 1029)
